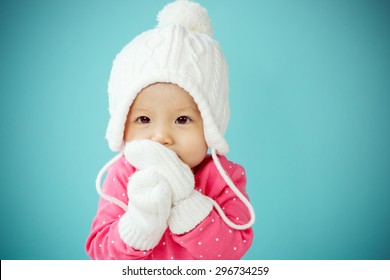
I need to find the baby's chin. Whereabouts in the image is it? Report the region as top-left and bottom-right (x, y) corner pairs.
(182, 155), (208, 169)
(175, 153), (190, 166)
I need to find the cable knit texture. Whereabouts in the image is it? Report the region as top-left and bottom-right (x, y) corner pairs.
(125, 139), (195, 202)
(86, 154), (253, 260)
(118, 169), (172, 250)
(168, 190), (213, 234)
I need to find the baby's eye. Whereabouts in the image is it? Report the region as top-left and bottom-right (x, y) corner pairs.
(136, 116), (151, 124)
(175, 116), (191, 124)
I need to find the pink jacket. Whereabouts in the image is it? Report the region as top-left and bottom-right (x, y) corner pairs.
(86, 155), (253, 260)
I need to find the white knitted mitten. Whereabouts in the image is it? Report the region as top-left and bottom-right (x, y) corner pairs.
(118, 169), (172, 250)
(125, 139), (193, 203)
(124, 140), (213, 235)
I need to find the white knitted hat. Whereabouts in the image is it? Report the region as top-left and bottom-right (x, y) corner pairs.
(105, 0), (229, 155)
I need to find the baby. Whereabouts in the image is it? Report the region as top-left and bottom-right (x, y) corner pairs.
(86, 0), (255, 260)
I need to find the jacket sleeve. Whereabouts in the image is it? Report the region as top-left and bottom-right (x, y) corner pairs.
(85, 157), (154, 259)
(171, 157), (254, 259)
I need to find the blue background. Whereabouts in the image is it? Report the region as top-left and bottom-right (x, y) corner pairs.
(1, 0), (389, 259)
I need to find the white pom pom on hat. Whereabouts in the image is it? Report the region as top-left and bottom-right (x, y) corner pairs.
(157, 0), (213, 36)
(106, 0), (230, 155)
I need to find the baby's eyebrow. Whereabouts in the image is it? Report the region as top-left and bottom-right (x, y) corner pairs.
(175, 106), (200, 113)
(130, 107), (151, 113)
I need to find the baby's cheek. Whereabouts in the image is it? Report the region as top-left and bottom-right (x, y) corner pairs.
(185, 149), (208, 168)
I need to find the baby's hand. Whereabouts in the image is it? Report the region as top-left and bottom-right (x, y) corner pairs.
(124, 140), (213, 236)
(118, 168), (172, 250)
(127, 169), (172, 216)
(124, 139), (177, 170)
(124, 139), (194, 204)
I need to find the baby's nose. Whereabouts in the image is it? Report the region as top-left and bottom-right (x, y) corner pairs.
(150, 126), (173, 146)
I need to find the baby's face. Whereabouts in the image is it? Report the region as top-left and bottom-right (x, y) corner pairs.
(124, 82), (208, 168)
